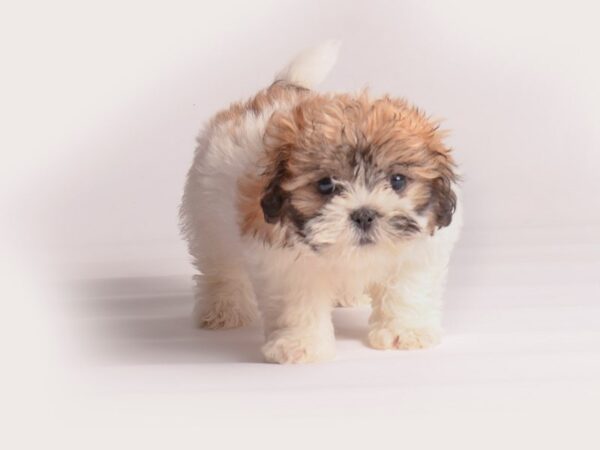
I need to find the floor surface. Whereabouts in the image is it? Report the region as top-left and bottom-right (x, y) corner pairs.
(6, 231), (599, 449)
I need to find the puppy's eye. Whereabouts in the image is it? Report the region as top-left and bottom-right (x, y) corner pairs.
(317, 177), (335, 195)
(390, 174), (407, 191)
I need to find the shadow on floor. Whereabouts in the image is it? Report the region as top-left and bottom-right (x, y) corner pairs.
(63, 275), (371, 365)
(65, 276), (263, 364)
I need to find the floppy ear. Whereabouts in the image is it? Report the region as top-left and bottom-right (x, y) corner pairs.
(431, 174), (457, 229)
(259, 108), (303, 224)
(260, 159), (288, 224)
(426, 136), (458, 230)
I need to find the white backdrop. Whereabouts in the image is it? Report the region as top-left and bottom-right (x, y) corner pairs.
(1, 1), (599, 448)
(3, 0), (600, 275)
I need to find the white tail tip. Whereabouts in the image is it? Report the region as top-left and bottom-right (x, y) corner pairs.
(274, 40), (341, 89)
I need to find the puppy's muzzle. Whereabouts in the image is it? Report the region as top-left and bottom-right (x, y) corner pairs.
(350, 207), (378, 232)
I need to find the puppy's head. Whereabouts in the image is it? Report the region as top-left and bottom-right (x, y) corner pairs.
(253, 93), (457, 253)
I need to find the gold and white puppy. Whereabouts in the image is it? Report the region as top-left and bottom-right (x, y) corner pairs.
(180, 42), (462, 364)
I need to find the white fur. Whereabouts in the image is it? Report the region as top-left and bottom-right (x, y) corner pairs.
(180, 43), (462, 364)
(274, 40), (341, 89)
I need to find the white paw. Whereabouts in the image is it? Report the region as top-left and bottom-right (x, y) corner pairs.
(262, 333), (335, 364)
(193, 299), (257, 330)
(368, 325), (441, 350)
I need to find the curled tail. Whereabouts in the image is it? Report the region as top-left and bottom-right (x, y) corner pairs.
(274, 40), (341, 89)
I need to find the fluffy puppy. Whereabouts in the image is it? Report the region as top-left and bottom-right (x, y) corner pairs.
(180, 42), (462, 364)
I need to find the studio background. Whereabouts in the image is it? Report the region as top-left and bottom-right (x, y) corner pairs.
(1, 1), (599, 449)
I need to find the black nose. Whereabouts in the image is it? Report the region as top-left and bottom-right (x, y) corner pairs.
(350, 208), (377, 232)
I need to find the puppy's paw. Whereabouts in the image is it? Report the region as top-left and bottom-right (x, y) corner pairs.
(195, 306), (254, 330)
(368, 325), (441, 350)
(262, 334), (335, 364)
(193, 299), (256, 330)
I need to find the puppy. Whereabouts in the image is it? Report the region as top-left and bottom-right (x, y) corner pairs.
(180, 42), (461, 364)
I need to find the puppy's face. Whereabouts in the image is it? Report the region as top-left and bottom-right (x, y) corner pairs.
(256, 93), (457, 253)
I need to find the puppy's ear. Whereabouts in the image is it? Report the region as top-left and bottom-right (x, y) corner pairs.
(260, 163), (288, 224)
(260, 109), (302, 224)
(431, 174), (457, 229)
(426, 137), (458, 230)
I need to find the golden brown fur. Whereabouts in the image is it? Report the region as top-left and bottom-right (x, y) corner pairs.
(237, 89), (457, 247)
(181, 42), (462, 363)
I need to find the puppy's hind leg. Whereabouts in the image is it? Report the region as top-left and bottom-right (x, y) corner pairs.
(192, 265), (258, 330)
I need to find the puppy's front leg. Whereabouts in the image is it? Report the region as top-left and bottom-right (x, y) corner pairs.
(368, 265), (447, 350)
(261, 283), (335, 364)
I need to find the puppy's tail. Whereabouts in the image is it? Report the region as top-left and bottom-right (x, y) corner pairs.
(274, 40), (341, 89)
